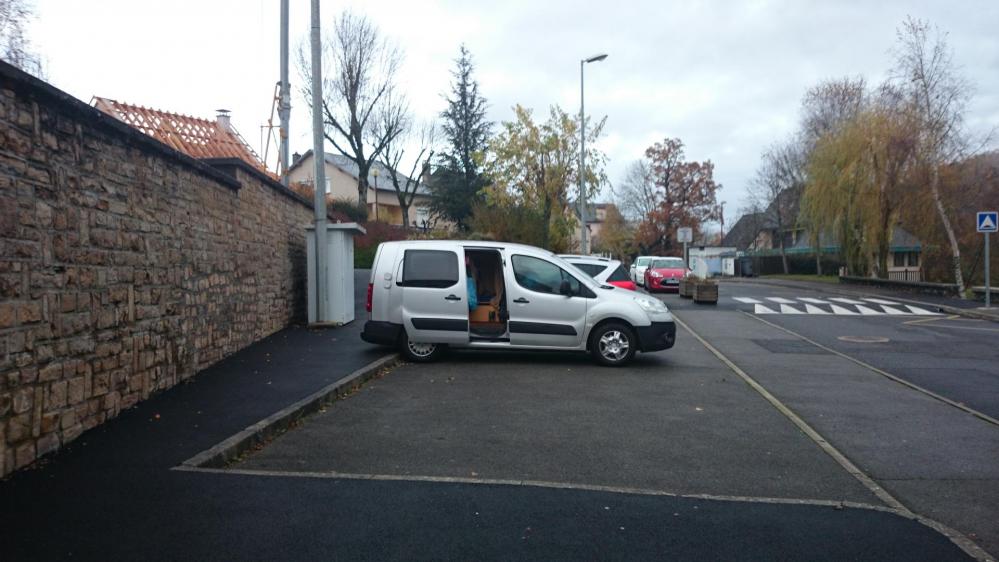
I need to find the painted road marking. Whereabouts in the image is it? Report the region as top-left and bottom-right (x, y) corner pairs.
(733, 296), (945, 317)
(864, 298), (901, 305)
(905, 305), (942, 316)
(830, 297), (868, 305)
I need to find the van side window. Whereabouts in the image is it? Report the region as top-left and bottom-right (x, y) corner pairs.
(512, 255), (582, 295)
(400, 250), (459, 288)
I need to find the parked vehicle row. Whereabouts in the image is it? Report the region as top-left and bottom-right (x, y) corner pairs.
(362, 241), (676, 366)
(630, 255), (691, 289)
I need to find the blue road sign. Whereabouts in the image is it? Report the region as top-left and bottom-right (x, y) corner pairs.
(978, 211), (998, 233)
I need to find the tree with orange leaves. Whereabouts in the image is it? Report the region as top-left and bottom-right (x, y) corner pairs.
(634, 138), (721, 255)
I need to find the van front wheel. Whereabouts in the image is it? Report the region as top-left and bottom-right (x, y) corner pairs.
(589, 323), (637, 367)
(399, 333), (445, 363)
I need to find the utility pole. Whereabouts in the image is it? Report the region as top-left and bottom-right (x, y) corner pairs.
(310, 0), (328, 322)
(278, 0), (290, 185)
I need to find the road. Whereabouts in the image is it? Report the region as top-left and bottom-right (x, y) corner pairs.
(221, 281), (997, 560)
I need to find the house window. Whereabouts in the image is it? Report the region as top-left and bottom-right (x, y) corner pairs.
(893, 252), (905, 267)
(908, 252), (919, 267)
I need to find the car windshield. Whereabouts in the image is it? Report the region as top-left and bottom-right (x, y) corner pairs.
(636, 257), (654, 267)
(652, 258), (685, 269)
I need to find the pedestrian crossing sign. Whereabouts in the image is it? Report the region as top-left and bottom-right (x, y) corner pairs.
(978, 211), (998, 233)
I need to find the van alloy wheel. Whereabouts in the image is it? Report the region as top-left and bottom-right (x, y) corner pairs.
(598, 331), (630, 362)
(589, 322), (637, 366)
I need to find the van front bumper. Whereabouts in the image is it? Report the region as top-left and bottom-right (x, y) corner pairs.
(636, 321), (676, 352)
(361, 321), (402, 346)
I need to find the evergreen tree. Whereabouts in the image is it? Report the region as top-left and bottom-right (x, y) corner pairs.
(430, 45), (492, 230)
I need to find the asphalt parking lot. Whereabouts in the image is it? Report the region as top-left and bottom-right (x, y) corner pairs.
(237, 337), (877, 504)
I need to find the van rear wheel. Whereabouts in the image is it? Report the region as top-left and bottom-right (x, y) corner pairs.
(589, 322), (637, 367)
(399, 332), (445, 363)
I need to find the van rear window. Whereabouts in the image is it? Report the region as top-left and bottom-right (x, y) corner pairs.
(607, 265), (630, 282)
(401, 250), (459, 288)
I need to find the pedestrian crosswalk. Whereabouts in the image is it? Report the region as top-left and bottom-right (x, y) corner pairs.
(732, 296), (942, 316)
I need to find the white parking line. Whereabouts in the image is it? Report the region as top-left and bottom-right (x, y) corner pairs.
(879, 305), (910, 315)
(804, 304), (831, 315)
(905, 305), (942, 316)
(733, 297), (762, 304)
(798, 297), (831, 304)
(766, 297), (797, 304)
(779, 304), (806, 314)
(853, 305), (885, 316)
(755, 304), (779, 314)
(829, 304), (860, 315)
(864, 298), (901, 305)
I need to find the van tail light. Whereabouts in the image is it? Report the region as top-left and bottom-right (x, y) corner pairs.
(365, 283), (373, 313)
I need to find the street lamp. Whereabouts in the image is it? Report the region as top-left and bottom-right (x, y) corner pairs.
(579, 53), (608, 255)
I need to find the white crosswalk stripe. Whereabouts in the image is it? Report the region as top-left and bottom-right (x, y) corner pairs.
(732, 295), (943, 317)
(864, 298), (900, 305)
(829, 297), (867, 305)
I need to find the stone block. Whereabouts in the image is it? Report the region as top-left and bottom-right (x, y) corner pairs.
(16, 301), (41, 324)
(12, 386), (32, 414)
(40, 411), (59, 434)
(14, 442), (35, 470)
(67, 376), (85, 405)
(7, 413), (30, 443)
(36, 432), (59, 456)
(0, 302), (13, 328)
(47, 380), (67, 409)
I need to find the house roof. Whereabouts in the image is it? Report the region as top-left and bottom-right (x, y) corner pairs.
(92, 97), (273, 177)
(290, 150), (429, 195)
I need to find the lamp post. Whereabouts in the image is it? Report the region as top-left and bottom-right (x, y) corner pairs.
(579, 53), (608, 255)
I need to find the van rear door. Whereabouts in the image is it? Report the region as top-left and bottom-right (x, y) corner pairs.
(398, 247), (470, 345)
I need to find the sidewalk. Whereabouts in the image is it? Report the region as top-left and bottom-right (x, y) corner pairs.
(727, 277), (999, 322)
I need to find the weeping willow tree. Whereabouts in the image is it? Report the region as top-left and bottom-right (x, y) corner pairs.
(802, 97), (917, 278)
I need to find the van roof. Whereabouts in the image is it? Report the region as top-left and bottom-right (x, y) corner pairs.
(378, 239), (555, 254)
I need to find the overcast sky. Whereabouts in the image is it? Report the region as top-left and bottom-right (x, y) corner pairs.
(28, 0), (999, 223)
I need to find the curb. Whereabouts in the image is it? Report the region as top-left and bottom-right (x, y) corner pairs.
(178, 353), (400, 469)
(726, 278), (999, 323)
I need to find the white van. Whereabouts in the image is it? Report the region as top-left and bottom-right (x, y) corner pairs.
(361, 240), (676, 366)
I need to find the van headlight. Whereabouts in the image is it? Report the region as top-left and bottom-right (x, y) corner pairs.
(634, 296), (668, 314)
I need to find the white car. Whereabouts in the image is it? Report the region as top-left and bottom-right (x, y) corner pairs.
(361, 241), (676, 366)
(630, 256), (661, 286)
(558, 255), (638, 291)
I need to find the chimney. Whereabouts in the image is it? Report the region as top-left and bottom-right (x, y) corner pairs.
(292, 152), (302, 164)
(215, 109), (232, 132)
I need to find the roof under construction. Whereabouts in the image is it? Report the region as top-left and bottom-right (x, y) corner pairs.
(92, 97), (274, 177)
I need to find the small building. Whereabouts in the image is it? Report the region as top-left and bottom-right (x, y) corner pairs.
(287, 150), (433, 228)
(688, 246), (738, 277)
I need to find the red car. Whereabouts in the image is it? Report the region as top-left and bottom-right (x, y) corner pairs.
(644, 257), (688, 292)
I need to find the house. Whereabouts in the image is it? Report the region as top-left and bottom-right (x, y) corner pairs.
(570, 202), (616, 250)
(91, 98), (272, 177)
(724, 211), (925, 281)
(287, 150), (433, 228)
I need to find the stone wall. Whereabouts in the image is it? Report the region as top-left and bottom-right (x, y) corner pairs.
(0, 62), (314, 476)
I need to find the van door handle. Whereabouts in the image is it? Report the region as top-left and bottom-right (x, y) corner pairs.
(513, 297), (530, 304)
(444, 294), (461, 301)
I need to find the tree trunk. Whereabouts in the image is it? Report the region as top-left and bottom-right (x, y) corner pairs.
(928, 165), (966, 294)
(814, 244), (822, 276)
(400, 204), (410, 231)
(541, 198), (553, 251)
(779, 237), (789, 274)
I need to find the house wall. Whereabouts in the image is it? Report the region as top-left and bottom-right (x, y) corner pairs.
(0, 64), (314, 477)
(287, 155), (432, 227)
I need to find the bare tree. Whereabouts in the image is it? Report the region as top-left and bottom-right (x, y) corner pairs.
(299, 11), (405, 212)
(378, 112), (436, 231)
(893, 17), (971, 293)
(0, 0), (44, 77)
(801, 77), (867, 149)
(749, 140), (806, 274)
(614, 159), (659, 222)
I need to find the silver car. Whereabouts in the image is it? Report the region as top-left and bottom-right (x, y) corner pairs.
(361, 241), (677, 366)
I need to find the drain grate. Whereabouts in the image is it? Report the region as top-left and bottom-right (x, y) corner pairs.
(751, 339), (831, 355)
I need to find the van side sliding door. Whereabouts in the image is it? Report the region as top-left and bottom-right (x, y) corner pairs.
(398, 248), (470, 345)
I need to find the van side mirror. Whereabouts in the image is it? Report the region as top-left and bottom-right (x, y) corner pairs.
(559, 280), (573, 296)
